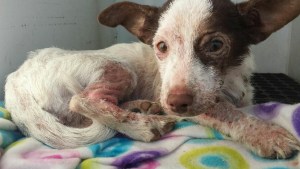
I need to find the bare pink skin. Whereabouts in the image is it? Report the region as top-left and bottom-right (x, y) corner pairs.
(82, 63), (133, 105)
(70, 62), (176, 142)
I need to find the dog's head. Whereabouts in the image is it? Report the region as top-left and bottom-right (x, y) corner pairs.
(99, 0), (300, 116)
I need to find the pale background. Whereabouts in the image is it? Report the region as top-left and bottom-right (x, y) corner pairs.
(0, 0), (299, 100)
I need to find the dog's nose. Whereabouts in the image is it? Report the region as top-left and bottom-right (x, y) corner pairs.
(167, 93), (193, 113)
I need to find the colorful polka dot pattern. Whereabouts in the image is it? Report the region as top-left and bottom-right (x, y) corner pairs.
(79, 159), (102, 169)
(88, 137), (133, 157)
(253, 102), (281, 120)
(0, 106), (24, 148)
(113, 150), (165, 168)
(0, 103), (300, 169)
(180, 146), (249, 169)
(0, 106), (11, 120)
(204, 127), (224, 140)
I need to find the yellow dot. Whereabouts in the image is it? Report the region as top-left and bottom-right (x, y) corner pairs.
(180, 146), (249, 169)
(80, 159), (101, 169)
(5, 138), (27, 151)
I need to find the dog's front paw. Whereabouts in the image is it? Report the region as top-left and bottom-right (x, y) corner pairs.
(120, 100), (165, 115)
(123, 115), (176, 142)
(241, 122), (300, 159)
(147, 116), (176, 141)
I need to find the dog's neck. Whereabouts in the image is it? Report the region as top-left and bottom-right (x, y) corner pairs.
(121, 43), (162, 102)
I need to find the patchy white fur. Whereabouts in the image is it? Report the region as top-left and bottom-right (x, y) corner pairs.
(5, 43), (160, 148)
(222, 55), (255, 107)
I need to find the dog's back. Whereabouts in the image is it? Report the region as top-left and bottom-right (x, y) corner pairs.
(5, 43), (156, 148)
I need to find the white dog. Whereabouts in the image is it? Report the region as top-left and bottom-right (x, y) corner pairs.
(5, 0), (300, 158)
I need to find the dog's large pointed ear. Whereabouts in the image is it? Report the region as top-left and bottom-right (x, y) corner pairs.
(237, 0), (300, 44)
(98, 2), (159, 45)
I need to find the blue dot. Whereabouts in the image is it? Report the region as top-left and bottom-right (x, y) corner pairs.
(200, 155), (229, 169)
(88, 137), (133, 157)
(189, 138), (217, 144)
(0, 129), (24, 148)
(211, 129), (224, 140)
(265, 167), (290, 169)
(174, 121), (196, 129)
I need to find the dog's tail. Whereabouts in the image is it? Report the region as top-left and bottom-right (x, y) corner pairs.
(4, 77), (116, 149)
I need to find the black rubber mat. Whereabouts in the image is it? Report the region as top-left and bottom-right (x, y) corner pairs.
(252, 73), (300, 104)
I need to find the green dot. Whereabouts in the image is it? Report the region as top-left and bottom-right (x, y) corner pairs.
(180, 146), (249, 169)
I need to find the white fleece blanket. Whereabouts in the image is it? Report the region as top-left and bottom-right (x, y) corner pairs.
(0, 101), (300, 169)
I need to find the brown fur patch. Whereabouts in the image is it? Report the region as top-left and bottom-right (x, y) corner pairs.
(194, 0), (250, 72)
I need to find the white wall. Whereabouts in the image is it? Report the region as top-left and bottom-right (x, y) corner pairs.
(0, 0), (103, 100)
(289, 16), (300, 82)
(251, 26), (292, 74)
(233, 0), (292, 74)
(98, 0), (117, 48)
(233, 0), (299, 82)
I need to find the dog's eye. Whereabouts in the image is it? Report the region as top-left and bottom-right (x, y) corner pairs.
(157, 41), (168, 53)
(209, 39), (223, 52)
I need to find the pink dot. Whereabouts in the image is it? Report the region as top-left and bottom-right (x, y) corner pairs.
(42, 155), (63, 159)
(139, 160), (160, 169)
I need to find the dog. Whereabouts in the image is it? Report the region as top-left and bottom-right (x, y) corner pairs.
(4, 0), (300, 159)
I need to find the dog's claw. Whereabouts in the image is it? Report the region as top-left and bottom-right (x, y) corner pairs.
(273, 147), (286, 159)
(150, 121), (175, 141)
(288, 142), (300, 151)
(242, 123), (300, 159)
(128, 116), (176, 142)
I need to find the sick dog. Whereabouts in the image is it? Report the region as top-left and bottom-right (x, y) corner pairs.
(5, 0), (300, 159)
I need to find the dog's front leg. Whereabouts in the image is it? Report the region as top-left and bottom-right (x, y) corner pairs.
(186, 102), (300, 159)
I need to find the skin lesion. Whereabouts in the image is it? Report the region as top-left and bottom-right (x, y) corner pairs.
(83, 62), (135, 104)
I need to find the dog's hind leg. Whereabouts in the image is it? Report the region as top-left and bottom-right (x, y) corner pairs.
(70, 95), (175, 142)
(69, 62), (176, 142)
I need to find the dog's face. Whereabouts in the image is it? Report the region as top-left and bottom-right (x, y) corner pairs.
(152, 0), (250, 116)
(99, 0), (300, 116)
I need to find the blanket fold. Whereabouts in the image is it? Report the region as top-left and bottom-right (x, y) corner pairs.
(0, 102), (300, 169)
